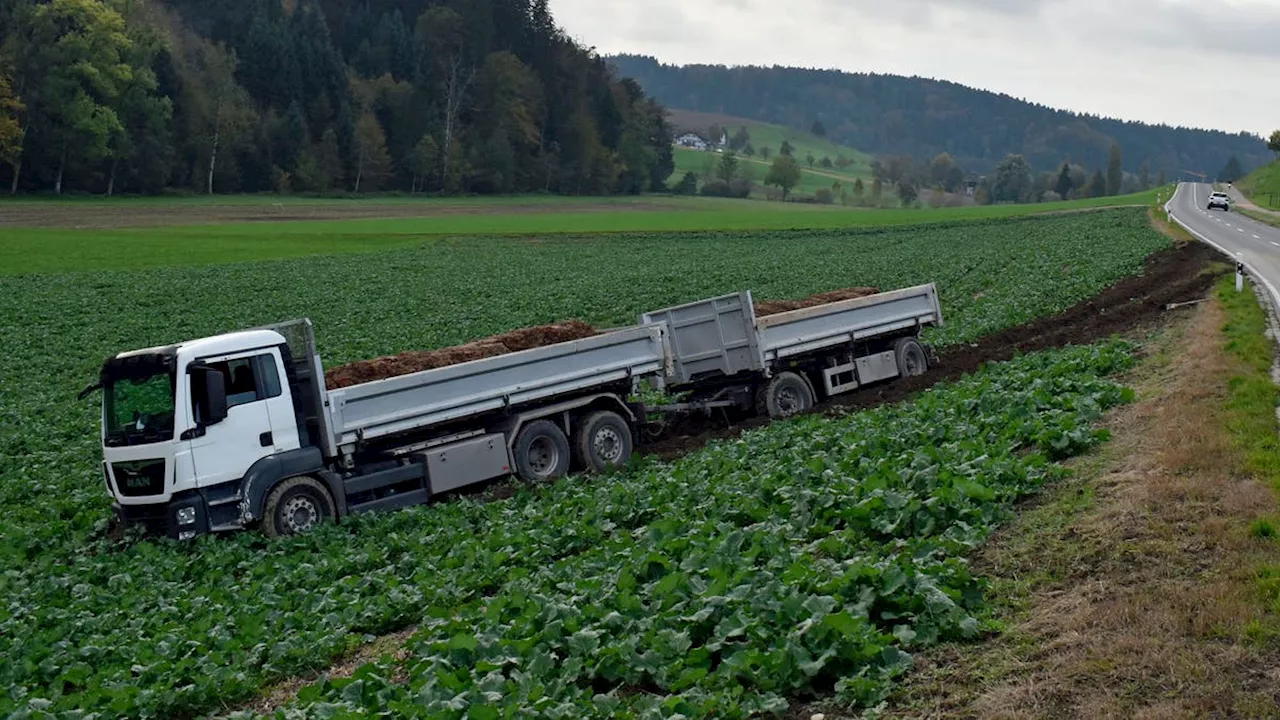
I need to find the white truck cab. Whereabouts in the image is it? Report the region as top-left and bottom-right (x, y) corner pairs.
(97, 329), (311, 539)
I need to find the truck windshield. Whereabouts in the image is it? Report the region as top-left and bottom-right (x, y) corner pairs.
(105, 371), (176, 446)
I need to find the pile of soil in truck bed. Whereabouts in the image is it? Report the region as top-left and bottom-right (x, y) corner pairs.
(323, 287), (884, 388)
(754, 287), (880, 316)
(324, 321), (599, 389)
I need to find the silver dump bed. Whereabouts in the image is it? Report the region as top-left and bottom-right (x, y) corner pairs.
(642, 284), (942, 384)
(326, 325), (668, 450)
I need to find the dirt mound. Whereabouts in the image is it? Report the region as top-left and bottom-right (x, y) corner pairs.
(649, 239), (1226, 458)
(324, 321), (598, 389)
(755, 287), (881, 317)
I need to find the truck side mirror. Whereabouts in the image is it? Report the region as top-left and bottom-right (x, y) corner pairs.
(204, 370), (228, 425)
(190, 365), (229, 426)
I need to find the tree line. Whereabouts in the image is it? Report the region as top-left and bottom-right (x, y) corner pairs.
(610, 55), (1270, 180)
(0, 0), (674, 196)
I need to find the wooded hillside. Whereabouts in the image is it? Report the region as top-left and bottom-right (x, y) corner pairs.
(0, 0), (674, 196)
(609, 55), (1268, 177)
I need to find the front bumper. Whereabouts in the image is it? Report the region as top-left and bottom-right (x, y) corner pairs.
(113, 492), (210, 540)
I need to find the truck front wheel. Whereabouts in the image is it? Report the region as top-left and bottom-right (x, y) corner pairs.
(574, 411), (634, 473)
(262, 476), (335, 538)
(514, 420), (571, 483)
(757, 371), (814, 419)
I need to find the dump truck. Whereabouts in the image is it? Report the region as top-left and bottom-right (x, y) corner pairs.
(86, 284), (942, 539)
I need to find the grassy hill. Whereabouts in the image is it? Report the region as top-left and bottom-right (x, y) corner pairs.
(666, 109), (875, 199)
(1238, 160), (1280, 210)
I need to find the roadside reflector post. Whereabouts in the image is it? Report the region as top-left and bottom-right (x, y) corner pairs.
(1237, 262), (1245, 292)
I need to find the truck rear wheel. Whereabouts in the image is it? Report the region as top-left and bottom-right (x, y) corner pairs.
(262, 476), (335, 538)
(574, 411), (634, 473)
(513, 420), (571, 483)
(894, 337), (928, 377)
(756, 371), (814, 419)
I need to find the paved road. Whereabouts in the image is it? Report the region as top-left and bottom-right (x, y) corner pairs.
(1167, 182), (1280, 303)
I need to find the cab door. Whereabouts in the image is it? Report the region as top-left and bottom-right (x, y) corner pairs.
(187, 351), (291, 489)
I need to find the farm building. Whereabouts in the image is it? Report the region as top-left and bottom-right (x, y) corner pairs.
(675, 133), (710, 151)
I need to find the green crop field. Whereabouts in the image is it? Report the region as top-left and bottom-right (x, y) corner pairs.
(0, 208), (1172, 717)
(0, 187), (1169, 274)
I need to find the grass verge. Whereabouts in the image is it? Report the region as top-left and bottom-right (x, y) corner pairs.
(1238, 206), (1280, 229)
(876, 280), (1280, 719)
(1218, 277), (1280, 626)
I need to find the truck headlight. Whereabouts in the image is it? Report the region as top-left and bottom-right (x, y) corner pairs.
(178, 531), (196, 541)
(177, 506), (196, 526)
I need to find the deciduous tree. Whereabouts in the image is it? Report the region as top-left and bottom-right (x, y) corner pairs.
(992, 154), (1031, 203)
(1086, 169), (1107, 198)
(352, 110), (390, 192)
(15, 0), (133, 194)
(0, 71), (24, 188)
(764, 153), (800, 200)
(1269, 130), (1280, 157)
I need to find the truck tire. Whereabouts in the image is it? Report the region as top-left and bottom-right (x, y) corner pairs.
(574, 411), (634, 473)
(894, 337), (928, 377)
(756, 371), (814, 419)
(513, 420), (571, 483)
(262, 476), (335, 538)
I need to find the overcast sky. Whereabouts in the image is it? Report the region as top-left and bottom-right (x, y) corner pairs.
(549, 0), (1280, 136)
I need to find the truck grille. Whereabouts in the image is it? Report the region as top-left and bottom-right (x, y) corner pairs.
(111, 459), (166, 497)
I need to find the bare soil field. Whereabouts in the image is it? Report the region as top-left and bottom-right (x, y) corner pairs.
(0, 199), (671, 229)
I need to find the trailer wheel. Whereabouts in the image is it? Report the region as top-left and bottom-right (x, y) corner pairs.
(894, 337), (928, 377)
(574, 411), (634, 473)
(513, 420), (571, 483)
(262, 476), (335, 538)
(756, 371), (814, 419)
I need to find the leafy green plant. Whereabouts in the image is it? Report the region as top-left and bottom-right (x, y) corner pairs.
(0, 209), (1163, 718)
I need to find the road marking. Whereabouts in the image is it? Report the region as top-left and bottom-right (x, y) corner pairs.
(1255, 234), (1263, 239)
(1239, 228), (1246, 233)
(1272, 242), (1280, 248)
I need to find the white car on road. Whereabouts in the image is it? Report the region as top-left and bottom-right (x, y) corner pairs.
(1207, 192), (1231, 212)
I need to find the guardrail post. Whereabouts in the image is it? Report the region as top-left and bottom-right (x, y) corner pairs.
(1238, 262), (1245, 293)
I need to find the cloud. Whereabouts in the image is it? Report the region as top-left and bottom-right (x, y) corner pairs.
(1022, 0), (1280, 60)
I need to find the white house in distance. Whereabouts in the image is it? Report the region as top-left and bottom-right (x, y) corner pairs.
(675, 133), (709, 151)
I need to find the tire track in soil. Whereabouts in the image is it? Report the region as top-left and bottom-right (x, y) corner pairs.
(644, 239), (1225, 460)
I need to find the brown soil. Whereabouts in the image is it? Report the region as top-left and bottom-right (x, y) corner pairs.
(754, 287), (880, 316)
(647, 239), (1227, 459)
(324, 321), (599, 389)
(0, 200), (671, 229)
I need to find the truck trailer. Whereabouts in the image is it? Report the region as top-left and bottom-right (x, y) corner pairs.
(87, 283), (942, 539)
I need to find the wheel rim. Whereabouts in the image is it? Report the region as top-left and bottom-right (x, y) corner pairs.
(282, 495), (319, 534)
(904, 346), (924, 376)
(593, 426), (624, 463)
(775, 384), (806, 416)
(527, 436), (560, 477)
